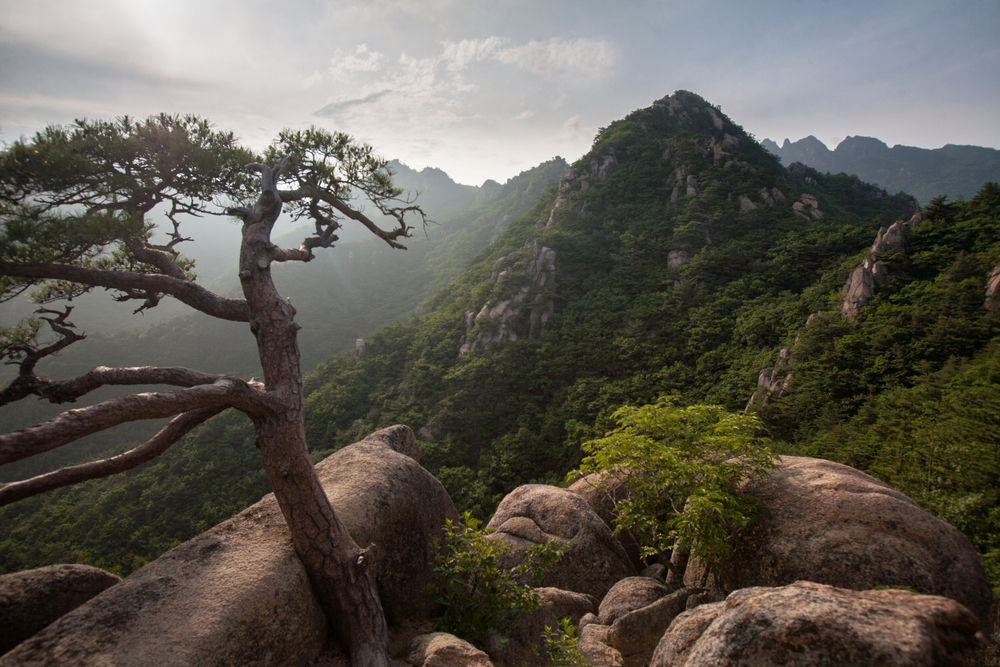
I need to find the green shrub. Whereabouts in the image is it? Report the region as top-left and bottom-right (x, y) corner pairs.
(571, 396), (777, 578)
(540, 618), (590, 667)
(431, 512), (566, 647)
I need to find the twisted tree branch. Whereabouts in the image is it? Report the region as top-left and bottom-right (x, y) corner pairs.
(0, 377), (271, 466)
(0, 262), (250, 321)
(17, 365), (227, 406)
(280, 186), (411, 250)
(0, 406), (226, 506)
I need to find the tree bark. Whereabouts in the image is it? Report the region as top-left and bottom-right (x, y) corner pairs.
(238, 164), (390, 667)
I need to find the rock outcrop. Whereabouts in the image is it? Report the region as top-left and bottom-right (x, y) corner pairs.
(747, 211), (925, 411)
(598, 577), (671, 626)
(544, 169), (576, 227)
(650, 581), (985, 667)
(459, 241), (556, 354)
(534, 587), (597, 625)
(842, 212), (923, 319)
(3, 495), (329, 666)
(0, 565), (121, 655)
(606, 588), (699, 667)
(985, 265), (1000, 311)
(486, 485), (636, 600)
(743, 345), (792, 412)
(590, 149), (618, 184)
(316, 427), (459, 623)
(579, 623), (624, 667)
(666, 250), (689, 269)
(681, 456), (995, 627)
(1, 426), (457, 667)
(791, 193), (823, 221)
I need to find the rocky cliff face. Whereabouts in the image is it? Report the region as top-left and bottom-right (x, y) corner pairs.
(841, 212), (924, 319)
(459, 240), (556, 354)
(985, 265), (1000, 311)
(746, 209), (928, 411)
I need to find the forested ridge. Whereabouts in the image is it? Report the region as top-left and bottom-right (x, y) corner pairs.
(762, 135), (1000, 205)
(1, 92), (997, 598)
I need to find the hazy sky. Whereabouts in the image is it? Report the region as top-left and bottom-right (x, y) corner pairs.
(1, 0), (998, 186)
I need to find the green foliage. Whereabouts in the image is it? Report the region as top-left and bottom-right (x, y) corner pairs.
(0, 114), (254, 304)
(573, 398), (777, 573)
(431, 512), (566, 647)
(540, 618), (589, 667)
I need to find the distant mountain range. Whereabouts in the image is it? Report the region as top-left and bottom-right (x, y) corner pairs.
(762, 136), (1000, 205)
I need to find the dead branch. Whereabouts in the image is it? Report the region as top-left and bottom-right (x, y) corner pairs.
(0, 307), (87, 405)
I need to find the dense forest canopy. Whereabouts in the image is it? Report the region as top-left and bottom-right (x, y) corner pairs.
(1, 92), (997, 600)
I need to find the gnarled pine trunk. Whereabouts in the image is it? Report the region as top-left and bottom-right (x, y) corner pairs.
(238, 167), (389, 667)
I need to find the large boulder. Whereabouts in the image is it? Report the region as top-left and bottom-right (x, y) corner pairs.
(0, 564), (120, 654)
(1, 497), (328, 667)
(316, 427), (459, 623)
(650, 581), (985, 666)
(486, 485), (636, 601)
(568, 472), (644, 570)
(606, 587), (698, 667)
(598, 577), (671, 626)
(682, 456), (995, 626)
(1, 426), (457, 667)
(579, 623), (623, 667)
(534, 587), (597, 625)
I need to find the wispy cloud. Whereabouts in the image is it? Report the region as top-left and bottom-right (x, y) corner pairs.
(311, 36), (618, 130)
(329, 44), (386, 80)
(496, 38), (618, 73)
(558, 114), (588, 142)
(440, 37), (504, 72)
(314, 90), (396, 120)
(302, 71), (324, 90)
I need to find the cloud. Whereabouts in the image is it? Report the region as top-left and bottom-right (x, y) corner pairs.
(329, 44), (386, 80)
(429, 36), (618, 74)
(309, 35), (616, 157)
(496, 38), (618, 73)
(440, 37), (503, 72)
(302, 71), (324, 89)
(558, 114), (588, 142)
(314, 90), (396, 120)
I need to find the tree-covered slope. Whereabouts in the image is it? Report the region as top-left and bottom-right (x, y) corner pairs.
(300, 91), (921, 516)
